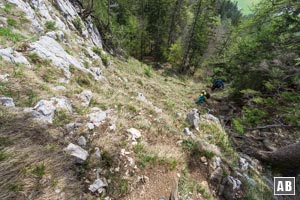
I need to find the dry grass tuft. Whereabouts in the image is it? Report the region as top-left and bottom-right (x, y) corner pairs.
(0, 108), (84, 200)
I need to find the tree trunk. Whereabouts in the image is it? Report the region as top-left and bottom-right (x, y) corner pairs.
(180, 0), (202, 73)
(255, 142), (300, 171)
(140, 0), (145, 60)
(167, 0), (184, 48)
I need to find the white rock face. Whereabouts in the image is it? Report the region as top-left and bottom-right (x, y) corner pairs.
(88, 178), (107, 193)
(0, 74), (9, 82)
(86, 122), (95, 130)
(94, 147), (101, 159)
(183, 127), (193, 136)
(53, 85), (66, 91)
(65, 122), (82, 132)
(201, 114), (221, 125)
(8, 0), (43, 33)
(90, 67), (103, 80)
(240, 157), (249, 172)
(212, 156), (222, 169)
(0, 48), (31, 67)
(32, 99), (56, 123)
(28, 97), (72, 124)
(51, 97), (73, 113)
(227, 176), (242, 190)
(56, 0), (78, 19)
(137, 92), (148, 103)
(64, 143), (89, 161)
(187, 108), (200, 130)
(109, 124), (117, 132)
(77, 136), (87, 146)
(127, 128), (141, 140)
(30, 36), (82, 78)
(30, 36), (103, 80)
(88, 108), (107, 126)
(46, 31), (57, 40)
(8, 0), (102, 47)
(85, 18), (103, 48)
(31, 0), (67, 31)
(56, 30), (65, 42)
(78, 90), (93, 107)
(0, 97), (15, 107)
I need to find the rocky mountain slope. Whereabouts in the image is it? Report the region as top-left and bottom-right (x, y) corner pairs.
(0, 0), (273, 199)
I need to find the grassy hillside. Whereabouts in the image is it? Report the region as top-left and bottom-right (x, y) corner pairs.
(0, 1), (274, 199)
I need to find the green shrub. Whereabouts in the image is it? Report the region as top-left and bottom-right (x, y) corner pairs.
(3, 3), (15, 13)
(243, 107), (268, 125)
(28, 52), (41, 64)
(7, 18), (17, 27)
(23, 89), (38, 107)
(280, 91), (300, 103)
(53, 110), (71, 127)
(32, 163), (46, 178)
(45, 21), (56, 31)
(0, 136), (11, 147)
(92, 46), (102, 55)
(73, 17), (83, 31)
(0, 150), (8, 161)
(9, 183), (23, 192)
(92, 47), (110, 66)
(69, 64), (75, 73)
(204, 150), (215, 159)
(101, 54), (109, 66)
(144, 65), (153, 78)
(233, 118), (244, 134)
(83, 61), (89, 68)
(101, 150), (113, 168)
(182, 138), (198, 151)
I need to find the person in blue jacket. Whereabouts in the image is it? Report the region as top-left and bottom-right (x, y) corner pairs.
(211, 79), (224, 91)
(195, 90), (210, 104)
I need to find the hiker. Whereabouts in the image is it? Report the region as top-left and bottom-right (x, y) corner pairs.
(211, 79), (224, 91)
(195, 90), (210, 104)
(202, 89), (210, 99)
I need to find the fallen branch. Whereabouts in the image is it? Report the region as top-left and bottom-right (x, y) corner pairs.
(246, 124), (300, 130)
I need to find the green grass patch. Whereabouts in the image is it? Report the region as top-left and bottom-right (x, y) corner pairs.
(92, 46), (110, 66)
(144, 65), (153, 78)
(0, 136), (12, 147)
(134, 143), (177, 170)
(0, 27), (22, 43)
(7, 18), (17, 27)
(2, 3), (15, 13)
(8, 183), (23, 192)
(45, 21), (57, 31)
(32, 163), (46, 178)
(0, 150), (9, 161)
(53, 110), (72, 127)
(27, 52), (50, 65)
(73, 17), (83, 31)
(233, 118), (244, 134)
(200, 122), (236, 156)
(108, 174), (130, 197)
(179, 168), (213, 199)
(21, 89), (38, 107)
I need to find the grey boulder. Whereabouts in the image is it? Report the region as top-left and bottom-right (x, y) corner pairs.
(64, 143), (89, 161)
(89, 178), (108, 193)
(0, 97), (15, 107)
(186, 108), (200, 130)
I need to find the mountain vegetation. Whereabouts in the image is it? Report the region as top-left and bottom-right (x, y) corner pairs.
(0, 0), (300, 199)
